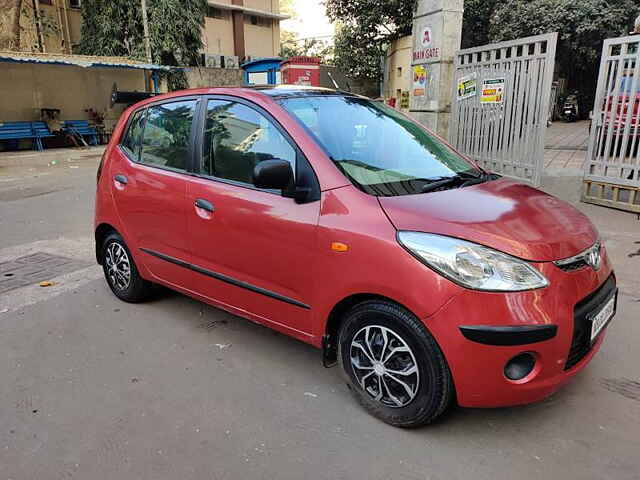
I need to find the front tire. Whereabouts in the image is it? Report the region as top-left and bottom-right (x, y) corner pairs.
(101, 232), (153, 303)
(338, 301), (454, 428)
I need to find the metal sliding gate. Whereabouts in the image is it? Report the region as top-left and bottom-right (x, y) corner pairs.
(583, 35), (640, 213)
(449, 33), (558, 186)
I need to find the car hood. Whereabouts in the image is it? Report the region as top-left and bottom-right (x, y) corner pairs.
(378, 178), (598, 261)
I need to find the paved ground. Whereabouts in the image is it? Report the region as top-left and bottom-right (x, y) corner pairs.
(544, 120), (590, 171)
(1, 146), (639, 480)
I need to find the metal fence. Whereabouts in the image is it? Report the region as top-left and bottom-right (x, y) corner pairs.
(449, 33), (558, 186)
(583, 35), (640, 213)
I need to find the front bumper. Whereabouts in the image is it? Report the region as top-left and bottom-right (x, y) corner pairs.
(425, 247), (615, 408)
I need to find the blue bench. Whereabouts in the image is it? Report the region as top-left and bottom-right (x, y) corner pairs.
(62, 120), (98, 146)
(0, 121), (41, 151)
(32, 121), (55, 150)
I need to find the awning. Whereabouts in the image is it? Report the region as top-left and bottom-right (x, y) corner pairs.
(207, 1), (290, 20)
(0, 51), (179, 71)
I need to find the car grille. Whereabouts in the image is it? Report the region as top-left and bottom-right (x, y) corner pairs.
(565, 275), (616, 370)
(556, 258), (589, 272)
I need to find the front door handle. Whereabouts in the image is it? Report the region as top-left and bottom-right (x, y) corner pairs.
(195, 198), (215, 213)
(114, 174), (128, 185)
(113, 174), (128, 190)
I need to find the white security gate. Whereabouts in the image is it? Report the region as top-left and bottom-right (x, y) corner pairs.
(583, 35), (640, 213)
(449, 33), (558, 186)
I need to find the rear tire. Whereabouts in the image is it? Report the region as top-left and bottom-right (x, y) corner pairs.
(338, 300), (454, 428)
(101, 232), (153, 303)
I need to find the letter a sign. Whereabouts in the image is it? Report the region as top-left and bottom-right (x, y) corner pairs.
(421, 27), (432, 47)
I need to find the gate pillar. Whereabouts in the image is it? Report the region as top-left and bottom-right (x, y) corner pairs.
(409, 0), (464, 138)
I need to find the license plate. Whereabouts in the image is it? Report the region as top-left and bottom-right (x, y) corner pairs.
(590, 294), (616, 342)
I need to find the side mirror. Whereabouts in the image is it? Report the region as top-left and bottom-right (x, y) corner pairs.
(253, 159), (293, 190)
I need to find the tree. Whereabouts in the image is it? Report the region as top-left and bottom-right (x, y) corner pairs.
(280, 34), (334, 63)
(77, 0), (206, 90)
(325, 0), (416, 81)
(461, 0), (498, 48)
(489, 0), (640, 110)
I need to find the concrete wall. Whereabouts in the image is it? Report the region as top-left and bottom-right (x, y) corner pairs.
(202, 0), (281, 58)
(244, 20), (279, 58)
(0, 2), (82, 53)
(0, 62), (146, 131)
(202, 12), (235, 55)
(185, 67), (243, 88)
(384, 36), (412, 111)
(244, 0), (278, 12)
(320, 66), (379, 98)
(5, 1), (281, 59)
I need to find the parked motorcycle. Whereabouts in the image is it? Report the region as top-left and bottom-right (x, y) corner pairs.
(563, 91), (580, 122)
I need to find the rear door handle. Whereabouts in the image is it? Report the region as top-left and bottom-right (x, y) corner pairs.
(114, 174), (128, 185)
(195, 198), (215, 213)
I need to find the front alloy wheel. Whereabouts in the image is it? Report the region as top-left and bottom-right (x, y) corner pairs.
(339, 301), (454, 428)
(350, 325), (419, 408)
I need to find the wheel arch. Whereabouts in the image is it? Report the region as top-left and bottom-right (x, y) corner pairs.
(321, 293), (418, 367)
(95, 223), (119, 264)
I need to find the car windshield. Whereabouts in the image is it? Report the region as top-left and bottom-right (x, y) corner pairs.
(279, 96), (484, 196)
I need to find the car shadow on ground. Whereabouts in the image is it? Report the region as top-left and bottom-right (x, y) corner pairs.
(124, 283), (591, 434)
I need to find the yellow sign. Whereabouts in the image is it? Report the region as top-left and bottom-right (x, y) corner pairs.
(413, 65), (427, 97)
(480, 77), (505, 104)
(457, 73), (477, 100)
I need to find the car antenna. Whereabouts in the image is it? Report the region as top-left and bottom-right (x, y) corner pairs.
(327, 71), (340, 89)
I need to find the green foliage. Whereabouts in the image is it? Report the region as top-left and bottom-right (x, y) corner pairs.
(78, 0), (206, 90)
(325, 0), (416, 81)
(490, 0), (639, 66)
(461, 0), (498, 48)
(280, 34), (334, 64)
(489, 0), (640, 103)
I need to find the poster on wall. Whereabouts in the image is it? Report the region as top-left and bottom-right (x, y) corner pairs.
(456, 73), (477, 101)
(413, 65), (427, 97)
(400, 91), (410, 109)
(480, 77), (506, 104)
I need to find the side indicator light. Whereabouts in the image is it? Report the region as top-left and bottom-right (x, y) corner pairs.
(331, 242), (349, 252)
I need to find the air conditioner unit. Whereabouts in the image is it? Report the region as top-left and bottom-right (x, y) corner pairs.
(224, 56), (239, 69)
(69, 0), (81, 8)
(204, 54), (223, 69)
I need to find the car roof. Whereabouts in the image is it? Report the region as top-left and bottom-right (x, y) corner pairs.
(131, 85), (362, 108)
(250, 85), (359, 99)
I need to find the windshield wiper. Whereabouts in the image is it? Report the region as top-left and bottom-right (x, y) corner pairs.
(420, 171), (496, 193)
(420, 176), (464, 193)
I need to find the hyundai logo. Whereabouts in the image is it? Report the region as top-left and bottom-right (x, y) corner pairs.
(585, 243), (601, 271)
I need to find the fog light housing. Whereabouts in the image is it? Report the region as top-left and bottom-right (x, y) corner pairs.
(504, 353), (536, 381)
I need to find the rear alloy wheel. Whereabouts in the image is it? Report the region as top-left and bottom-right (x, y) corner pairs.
(101, 232), (153, 303)
(339, 301), (454, 428)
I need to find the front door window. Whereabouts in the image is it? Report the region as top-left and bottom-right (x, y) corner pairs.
(201, 100), (295, 186)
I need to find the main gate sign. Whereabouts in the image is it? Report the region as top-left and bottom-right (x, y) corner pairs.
(583, 35), (640, 213)
(449, 33), (558, 186)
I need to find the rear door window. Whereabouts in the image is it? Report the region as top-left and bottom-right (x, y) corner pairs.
(121, 109), (146, 160)
(140, 100), (197, 172)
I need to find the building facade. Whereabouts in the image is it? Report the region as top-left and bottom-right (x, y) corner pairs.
(1, 0), (286, 61)
(383, 36), (413, 111)
(203, 0), (287, 61)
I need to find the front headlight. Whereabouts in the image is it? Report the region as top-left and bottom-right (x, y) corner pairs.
(397, 232), (549, 292)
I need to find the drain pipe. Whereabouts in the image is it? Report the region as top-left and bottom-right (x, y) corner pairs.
(60, 0), (72, 53)
(32, 0), (46, 52)
(52, 0), (65, 52)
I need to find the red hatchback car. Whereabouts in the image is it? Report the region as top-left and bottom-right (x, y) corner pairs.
(95, 86), (616, 427)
